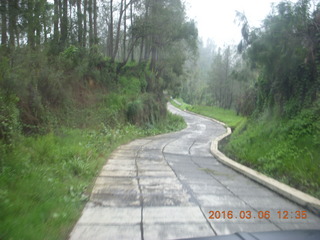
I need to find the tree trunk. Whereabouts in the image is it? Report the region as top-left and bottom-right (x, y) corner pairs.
(43, 1), (48, 44)
(130, 0), (134, 61)
(123, 0), (127, 61)
(1, 0), (7, 46)
(27, 0), (35, 48)
(69, 0), (73, 43)
(143, 2), (150, 61)
(60, 0), (68, 46)
(93, 0), (97, 44)
(112, 0), (124, 60)
(35, 1), (41, 47)
(107, 0), (113, 57)
(77, 0), (82, 45)
(83, 0), (87, 47)
(139, 37), (144, 63)
(54, 0), (59, 43)
(88, 0), (92, 47)
(8, 0), (17, 47)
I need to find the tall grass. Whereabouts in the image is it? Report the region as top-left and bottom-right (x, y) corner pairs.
(223, 107), (320, 198)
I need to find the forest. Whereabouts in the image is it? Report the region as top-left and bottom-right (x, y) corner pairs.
(1, 0), (320, 239)
(178, 0), (320, 199)
(0, 0), (196, 239)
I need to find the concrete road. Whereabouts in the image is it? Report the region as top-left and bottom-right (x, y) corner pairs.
(69, 104), (320, 240)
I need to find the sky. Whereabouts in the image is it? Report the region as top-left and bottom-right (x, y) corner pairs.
(185, 0), (299, 47)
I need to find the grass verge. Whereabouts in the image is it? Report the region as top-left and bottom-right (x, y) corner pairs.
(171, 98), (245, 129)
(0, 112), (186, 240)
(222, 109), (320, 199)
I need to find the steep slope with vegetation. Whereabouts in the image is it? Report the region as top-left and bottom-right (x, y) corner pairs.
(224, 0), (320, 198)
(178, 0), (320, 199)
(0, 0), (196, 239)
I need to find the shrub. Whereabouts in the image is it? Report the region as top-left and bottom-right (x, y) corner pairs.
(0, 91), (20, 143)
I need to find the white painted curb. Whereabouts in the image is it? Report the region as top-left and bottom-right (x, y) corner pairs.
(173, 103), (320, 215)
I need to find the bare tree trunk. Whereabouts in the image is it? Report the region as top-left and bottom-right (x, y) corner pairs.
(77, 0), (82, 45)
(60, 0), (68, 46)
(112, 0), (124, 60)
(1, 0), (8, 46)
(122, 0), (127, 61)
(27, 0), (35, 48)
(149, 0), (157, 70)
(83, 0), (87, 47)
(58, 0), (62, 37)
(124, 37), (139, 64)
(88, 0), (92, 47)
(93, 0), (97, 44)
(54, 0), (59, 43)
(8, 0), (17, 47)
(69, 0), (73, 43)
(43, 2), (48, 44)
(139, 37), (144, 63)
(107, 0), (114, 57)
(130, 0), (134, 61)
(35, 1), (41, 46)
(143, 2), (150, 61)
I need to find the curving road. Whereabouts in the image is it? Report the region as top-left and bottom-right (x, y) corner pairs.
(69, 103), (320, 240)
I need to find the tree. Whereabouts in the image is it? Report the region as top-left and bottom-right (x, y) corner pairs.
(60, 0), (68, 45)
(8, 0), (18, 47)
(77, 0), (82, 45)
(53, 0), (59, 43)
(107, 0), (113, 57)
(93, 0), (97, 44)
(83, 0), (87, 47)
(239, 0), (320, 115)
(1, 0), (7, 46)
(88, 0), (92, 46)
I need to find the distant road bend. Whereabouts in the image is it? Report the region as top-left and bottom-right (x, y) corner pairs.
(69, 103), (320, 240)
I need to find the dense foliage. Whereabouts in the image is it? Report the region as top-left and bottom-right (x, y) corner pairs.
(239, 0), (320, 116)
(0, 0), (197, 140)
(178, 0), (320, 198)
(0, 0), (196, 239)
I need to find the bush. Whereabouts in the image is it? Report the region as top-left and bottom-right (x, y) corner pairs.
(0, 91), (20, 143)
(127, 93), (166, 126)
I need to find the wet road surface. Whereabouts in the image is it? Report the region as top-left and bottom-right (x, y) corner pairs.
(69, 103), (320, 240)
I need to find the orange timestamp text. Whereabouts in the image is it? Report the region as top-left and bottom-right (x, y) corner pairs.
(208, 210), (308, 220)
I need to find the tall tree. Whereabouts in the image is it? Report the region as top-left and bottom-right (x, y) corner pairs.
(60, 0), (68, 45)
(34, 0), (42, 46)
(107, 0), (113, 57)
(77, 0), (82, 45)
(88, 0), (93, 46)
(83, 0), (87, 47)
(123, 0), (127, 61)
(1, 0), (7, 46)
(93, 0), (97, 44)
(112, 0), (124, 59)
(8, 0), (18, 47)
(130, 0), (134, 61)
(53, 0), (59, 43)
(27, 0), (35, 48)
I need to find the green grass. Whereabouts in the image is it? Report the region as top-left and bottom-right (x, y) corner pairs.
(171, 99), (245, 129)
(223, 108), (320, 198)
(0, 112), (186, 240)
(171, 98), (192, 111)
